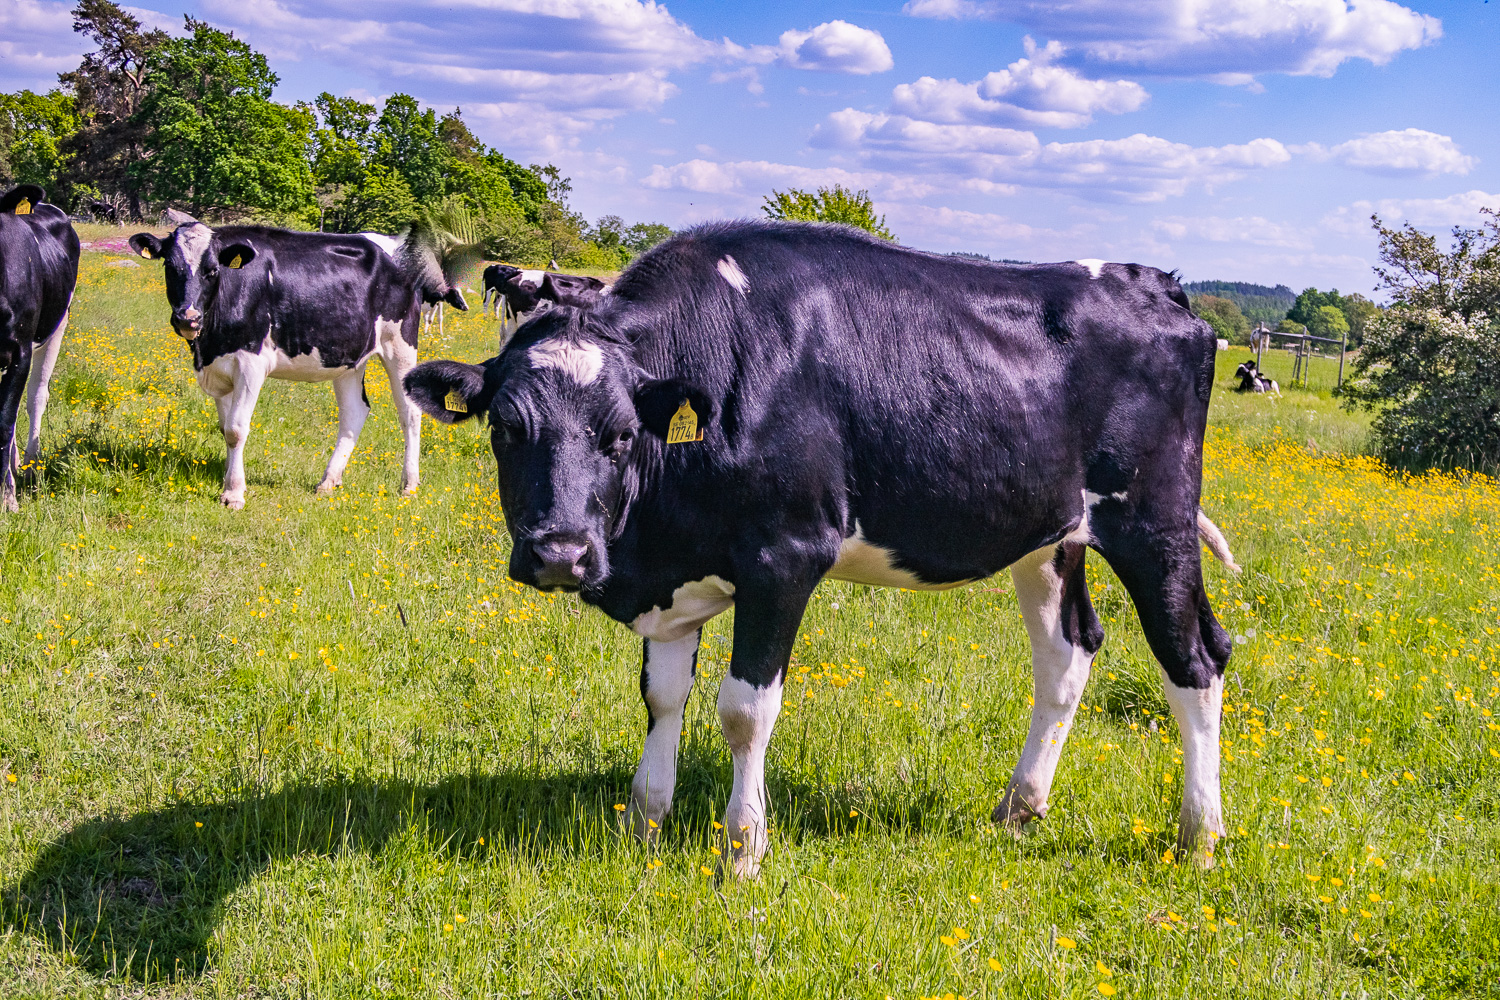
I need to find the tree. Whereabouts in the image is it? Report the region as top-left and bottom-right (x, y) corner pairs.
(58, 0), (168, 218)
(1191, 293), (1250, 344)
(762, 185), (895, 240)
(371, 94), (444, 203)
(133, 18), (315, 219)
(0, 90), (79, 195)
(1307, 304), (1349, 341)
(1339, 293), (1378, 348)
(1342, 211), (1500, 471)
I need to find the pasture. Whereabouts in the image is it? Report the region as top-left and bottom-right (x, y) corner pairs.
(1, 251), (1498, 999)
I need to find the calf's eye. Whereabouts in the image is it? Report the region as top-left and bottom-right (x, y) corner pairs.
(607, 429), (635, 456)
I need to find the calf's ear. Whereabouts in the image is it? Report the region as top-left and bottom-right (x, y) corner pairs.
(218, 243), (256, 269)
(404, 360), (496, 423)
(130, 233), (163, 260)
(635, 378), (715, 440)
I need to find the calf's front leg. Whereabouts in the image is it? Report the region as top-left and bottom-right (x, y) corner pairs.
(719, 576), (815, 879)
(219, 355), (268, 509)
(21, 314), (66, 473)
(629, 631), (701, 839)
(0, 342), (34, 512)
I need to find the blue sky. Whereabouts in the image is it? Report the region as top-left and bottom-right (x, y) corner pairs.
(5, 0), (1496, 292)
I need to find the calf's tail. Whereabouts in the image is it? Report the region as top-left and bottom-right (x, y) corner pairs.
(1196, 510), (1241, 574)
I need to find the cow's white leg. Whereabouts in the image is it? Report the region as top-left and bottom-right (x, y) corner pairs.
(719, 673), (783, 878)
(1162, 670), (1225, 863)
(995, 545), (1096, 827)
(629, 631), (700, 839)
(378, 334), (422, 495)
(20, 311), (67, 472)
(219, 354), (268, 509)
(316, 365), (370, 494)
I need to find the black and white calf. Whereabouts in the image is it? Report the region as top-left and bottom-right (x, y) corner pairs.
(481, 264), (606, 331)
(1234, 359), (1280, 396)
(0, 184), (78, 511)
(131, 216), (465, 508)
(407, 221), (1239, 875)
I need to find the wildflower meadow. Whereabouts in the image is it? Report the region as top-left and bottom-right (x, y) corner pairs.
(1, 249), (1498, 998)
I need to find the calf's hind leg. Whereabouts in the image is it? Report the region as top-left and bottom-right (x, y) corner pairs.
(994, 542), (1104, 828)
(377, 332), (422, 495)
(1091, 502), (1233, 864)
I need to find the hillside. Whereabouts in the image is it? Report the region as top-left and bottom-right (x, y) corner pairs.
(1183, 280), (1295, 326)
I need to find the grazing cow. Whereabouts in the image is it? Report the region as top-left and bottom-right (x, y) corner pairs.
(482, 264), (606, 332)
(0, 184), (78, 511)
(130, 215), (466, 508)
(405, 221), (1239, 876)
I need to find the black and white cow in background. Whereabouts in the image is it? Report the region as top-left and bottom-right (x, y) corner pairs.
(481, 264), (607, 336)
(360, 232), (451, 335)
(130, 215), (465, 508)
(0, 184), (78, 511)
(407, 221), (1239, 876)
(1234, 359), (1280, 396)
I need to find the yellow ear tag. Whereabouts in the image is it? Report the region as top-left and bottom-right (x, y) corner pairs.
(227, 254), (243, 269)
(665, 399), (703, 444)
(444, 388), (468, 414)
(14, 198), (31, 215)
(138, 246), (153, 259)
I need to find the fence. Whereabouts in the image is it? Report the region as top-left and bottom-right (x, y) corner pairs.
(1252, 329), (1348, 393)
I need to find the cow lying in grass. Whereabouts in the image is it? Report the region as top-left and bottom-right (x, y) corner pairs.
(0, 184), (78, 511)
(131, 215), (465, 508)
(408, 221), (1239, 875)
(1234, 359), (1281, 396)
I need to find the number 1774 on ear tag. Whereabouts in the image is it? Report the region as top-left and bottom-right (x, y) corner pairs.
(666, 400), (703, 444)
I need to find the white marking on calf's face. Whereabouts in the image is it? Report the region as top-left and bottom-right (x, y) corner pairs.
(827, 522), (969, 591)
(716, 255), (749, 294)
(1074, 258), (1108, 279)
(530, 339), (604, 386)
(632, 576), (735, 643)
(177, 223), (213, 275)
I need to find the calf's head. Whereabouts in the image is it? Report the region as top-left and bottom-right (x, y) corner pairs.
(130, 220), (255, 339)
(405, 308), (710, 594)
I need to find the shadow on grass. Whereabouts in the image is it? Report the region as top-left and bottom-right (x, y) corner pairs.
(3, 751), (959, 983)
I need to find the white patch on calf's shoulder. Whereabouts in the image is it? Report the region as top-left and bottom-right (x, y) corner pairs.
(530, 339), (603, 385)
(828, 521), (969, 591)
(632, 576), (735, 643)
(1074, 258), (1108, 279)
(716, 255), (749, 294)
(359, 232), (402, 257)
(518, 269), (546, 288)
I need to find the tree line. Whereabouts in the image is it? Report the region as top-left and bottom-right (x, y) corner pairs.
(0, 1), (671, 268)
(1189, 282), (1377, 348)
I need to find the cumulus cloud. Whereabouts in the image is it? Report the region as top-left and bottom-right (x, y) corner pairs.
(890, 37), (1146, 128)
(0, 0), (85, 91)
(775, 20), (894, 75)
(1305, 129), (1476, 178)
(902, 0), (1440, 80)
(1322, 190), (1500, 235)
(641, 159), (938, 203)
(1152, 214), (1313, 249)
(811, 109), (1291, 202)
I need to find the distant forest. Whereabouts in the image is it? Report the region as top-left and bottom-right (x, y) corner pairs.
(1182, 280), (1295, 326)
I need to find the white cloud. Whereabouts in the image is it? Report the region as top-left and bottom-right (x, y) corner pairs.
(811, 109), (1291, 202)
(0, 0), (85, 91)
(1152, 214), (1313, 249)
(890, 37), (1146, 128)
(902, 0), (1440, 81)
(774, 20), (893, 75)
(1308, 129), (1477, 178)
(640, 159), (937, 203)
(1322, 190), (1500, 235)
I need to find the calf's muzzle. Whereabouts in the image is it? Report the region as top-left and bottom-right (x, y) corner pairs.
(528, 534), (592, 591)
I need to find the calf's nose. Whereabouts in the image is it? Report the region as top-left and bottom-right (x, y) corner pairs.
(532, 537), (590, 590)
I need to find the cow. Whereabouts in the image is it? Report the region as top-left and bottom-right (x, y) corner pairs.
(1234, 359), (1280, 396)
(404, 220), (1239, 877)
(0, 184), (79, 511)
(129, 215), (466, 508)
(482, 264), (607, 339)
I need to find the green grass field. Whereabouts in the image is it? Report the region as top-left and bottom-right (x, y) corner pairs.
(2, 254), (1498, 998)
